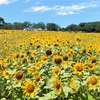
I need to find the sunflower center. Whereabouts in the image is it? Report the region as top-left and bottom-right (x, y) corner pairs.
(63, 55), (68, 61)
(27, 84), (35, 93)
(16, 72), (23, 80)
(46, 49), (52, 56)
(76, 66), (83, 72)
(91, 59), (96, 63)
(55, 83), (61, 89)
(35, 76), (41, 82)
(90, 78), (97, 85)
(88, 63), (93, 68)
(54, 58), (62, 64)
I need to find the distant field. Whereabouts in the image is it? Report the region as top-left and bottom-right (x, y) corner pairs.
(0, 30), (100, 100)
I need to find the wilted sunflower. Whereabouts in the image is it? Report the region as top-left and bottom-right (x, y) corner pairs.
(14, 70), (24, 82)
(87, 75), (99, 89)
(22, 80), (36, 97)
(53, 78), (62, 94)
(73, 62), (85, 75)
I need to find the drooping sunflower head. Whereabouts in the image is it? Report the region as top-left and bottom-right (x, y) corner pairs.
(22, 80), (36, 97)
(14, 70), (24, 82)
(53, 78), (62, 94)
(73, 62), (85, 75)
(87, 75), (99, 89)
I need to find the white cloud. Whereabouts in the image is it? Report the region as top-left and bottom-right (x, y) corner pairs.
(23, 0), (31, 3)
(24, 6), (51, 12)
(0, 0), (17, 5)
(24, 1), (99, 16)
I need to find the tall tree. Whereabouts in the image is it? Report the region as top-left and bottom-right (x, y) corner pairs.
(46, 23), (60, 31)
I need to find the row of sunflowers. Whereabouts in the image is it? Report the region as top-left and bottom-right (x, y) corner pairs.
(0, 30), (100, 100)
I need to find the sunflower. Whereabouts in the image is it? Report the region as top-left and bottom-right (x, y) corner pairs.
(73, 62), (85, 75)
(33, 71), (41, 83)
(87, 75), (99, 89)
(89, 56), (97, 64)
(52, 67), (61, 76)
(27, 67), (34, 73)
(33, 71), (40, 77)
(53, 78), (62, 94)
(87, 61), (95, 70)
(34, 61), (41, 69)
(22, 80), (36, 97)
(14, 70), (24, 82)
(53, 56), (62, 65)
(40, 55), (48, 63)
(69, 78), (76, 89)
(46, 49), (52, 56)
(3, 69), (9, 79)
(81, 47), (86, 53)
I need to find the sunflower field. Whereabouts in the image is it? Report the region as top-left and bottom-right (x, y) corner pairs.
(0, 30), (100, 100)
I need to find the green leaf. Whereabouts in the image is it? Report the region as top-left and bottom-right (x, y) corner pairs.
(87, 94), (95, 100)
(1, 98), (6, 100)
(63, 86), (73, 97)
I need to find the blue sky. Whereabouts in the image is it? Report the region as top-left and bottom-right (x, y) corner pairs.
(0, 0), (100, 28)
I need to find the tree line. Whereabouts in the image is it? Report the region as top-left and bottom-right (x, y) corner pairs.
(0, 17), (100, 32)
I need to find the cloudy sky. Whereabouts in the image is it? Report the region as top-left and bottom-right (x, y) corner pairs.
(0, 0), (100, 27)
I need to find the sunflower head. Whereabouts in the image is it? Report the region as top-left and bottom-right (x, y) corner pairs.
(90, 56), (97, 63)
(40, 55), (48, 63)
(81, 47), (86, 53)
(33, 71), (40, 77)
(73, 62), (85, 75)
(53, 78), (62, 94)
(87, 75), (99, 89)
(52, 67), (61, 76)
(3, 69), (9, 79)
(46, 49), (52, 56)
(63, 55), (68, 61)
(14, 71), (23, 82)
(22, 80), (36, 97)
(27, 67), (34, 73)
(53, 56), (62, 65)
(69, 78), (76, 89)
(87, 61), (95, 70)
(34, 61), (41, 69)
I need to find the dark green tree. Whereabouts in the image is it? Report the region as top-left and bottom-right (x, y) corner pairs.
(46, 23), (60, 31)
